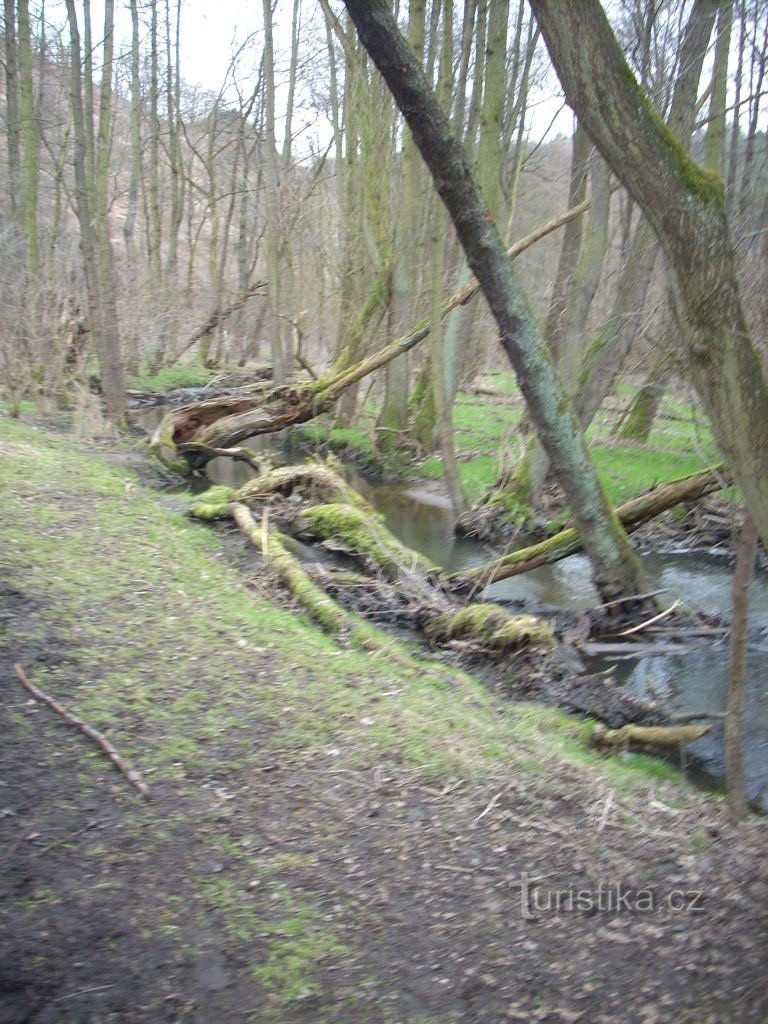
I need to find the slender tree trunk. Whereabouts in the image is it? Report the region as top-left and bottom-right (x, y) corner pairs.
(4, 0), (22, 232)
(262, 0), (286, 384)
(17, 0), (39, 281)
(343, 0), (647, 604)
(123, 0), (141, 262)
(377, 0), (426, 451)
(572, 0), (717, 430)
(725, 514), (758, 821)
(65, 0), (125, 424)
(544, 122), (590, 362)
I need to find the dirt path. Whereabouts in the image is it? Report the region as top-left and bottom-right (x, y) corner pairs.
(1, 415), (766, 1023)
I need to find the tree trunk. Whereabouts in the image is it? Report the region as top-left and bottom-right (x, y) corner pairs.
(530, 0), (768, 551)
(376, 0), (426, 452)
(342, 0), (646, 605)
(4, 0), (22, 232)
(450, 464), (730, 590)
(17, 0), (39, 281)
(725, 513), (758, 821)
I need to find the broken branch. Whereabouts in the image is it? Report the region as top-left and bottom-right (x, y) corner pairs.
(12, 664), (150, 798)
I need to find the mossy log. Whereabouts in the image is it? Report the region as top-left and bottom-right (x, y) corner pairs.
(424, 604), (554, 652)
(592, 722), (711, 749)
(450, 464), (731, 590)
(235, 462), (367, 510)
(189, 464), (555, 664)
(298, 502), (437, 581)
(229, 501), (407, 659)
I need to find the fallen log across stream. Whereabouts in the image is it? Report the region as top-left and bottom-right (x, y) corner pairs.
(448, 464), (732, 592)
(184, 460), (725, 747)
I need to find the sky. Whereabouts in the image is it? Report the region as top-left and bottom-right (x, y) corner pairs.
(42, 0), (573, 150)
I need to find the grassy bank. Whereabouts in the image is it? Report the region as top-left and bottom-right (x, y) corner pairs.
(2, 412), (764, 1023)
(295, 373), (721, 509)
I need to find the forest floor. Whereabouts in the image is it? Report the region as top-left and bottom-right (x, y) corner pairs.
(1, 410), (767, 1024)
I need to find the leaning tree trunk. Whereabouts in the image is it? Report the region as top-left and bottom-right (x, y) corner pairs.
(342, 0), (646, 606)
(529, 0), (768, 553)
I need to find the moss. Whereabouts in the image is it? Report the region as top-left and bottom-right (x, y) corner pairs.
(300, 502), (437, 578)
(131, 364), (212, 393)
(187, 485), (236, 521)
(236, 462), (367, 510)
(426, 603), (554, 652)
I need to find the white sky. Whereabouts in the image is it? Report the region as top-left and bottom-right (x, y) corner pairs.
(42, 1), (572, 149)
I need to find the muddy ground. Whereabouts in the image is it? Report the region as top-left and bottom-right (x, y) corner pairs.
(1, 416), (767, 1023)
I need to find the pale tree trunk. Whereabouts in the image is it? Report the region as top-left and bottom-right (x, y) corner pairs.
(123, 0), (141, 263)
(343, 0), (647, 605)
(65, 0), (125, 424)
(737, 2), (767, 219)
(17, 0), (39, 281)
(725, 514), (758, 821)
(530, 0), (768, 550)
(376, 0), (426, 452)
(527, 150), (610, 499)
(262, 0), (286, 384)
(148, 0), (162, 278)
(440, 0), (508, 411)
(704, 1), (732, 173)
(545, 124), (591, 364)
(4, 0), (22, 233)
(164, 0), (184, 284)
(429, 0), (465, 517)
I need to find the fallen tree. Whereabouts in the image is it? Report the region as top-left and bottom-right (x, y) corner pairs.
(186, 459), (715, 743)
(148, 198), (593, 473)
(188, 462), (555, 663)
(448, 463), (731, 591)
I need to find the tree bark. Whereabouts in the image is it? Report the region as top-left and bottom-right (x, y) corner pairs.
(342, 0), (646, 605)
(529, 0), (768, 552)
(449, 465), (730, 591)
(725, 513), (758, 821)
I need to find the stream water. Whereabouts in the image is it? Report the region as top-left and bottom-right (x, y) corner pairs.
(138, 406), (768, 810)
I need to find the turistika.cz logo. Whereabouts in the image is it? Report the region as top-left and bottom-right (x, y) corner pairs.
(513, 873), (706, 919)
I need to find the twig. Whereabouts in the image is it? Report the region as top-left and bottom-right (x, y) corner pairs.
(54, 984), (116, 1003)
(615, 598), (682, 637)
(12, 664), (150, 799)
(472, 788), (507, 826)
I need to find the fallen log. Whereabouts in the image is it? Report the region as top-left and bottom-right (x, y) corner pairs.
(188, 462), (556, 663)
(448, 464), (731, 591)
(592, 722), (711, 749)
(150, 198), (594, 471)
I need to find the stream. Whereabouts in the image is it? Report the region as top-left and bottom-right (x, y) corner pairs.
(137, 404), (768, 810)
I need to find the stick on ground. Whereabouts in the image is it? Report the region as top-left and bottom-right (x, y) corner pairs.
(12, 664), (150, 799)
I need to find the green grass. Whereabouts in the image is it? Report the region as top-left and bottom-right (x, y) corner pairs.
(412, 381), (720, 509)
(0, 413), (703, 815)
(129, 363), (213, 393)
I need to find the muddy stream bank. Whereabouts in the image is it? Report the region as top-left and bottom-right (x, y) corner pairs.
(134, 403), (768, 811)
